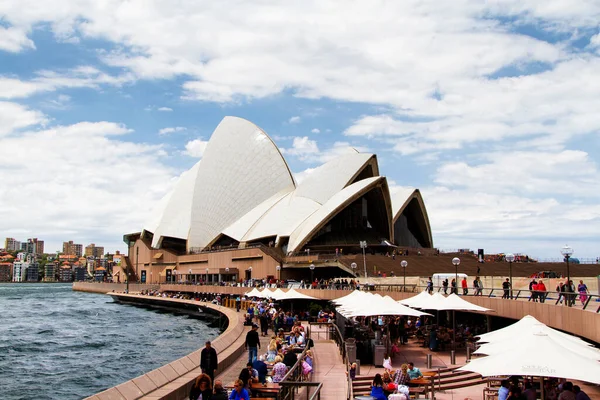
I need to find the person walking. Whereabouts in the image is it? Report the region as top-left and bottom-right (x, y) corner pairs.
(461, 277), (468, 295)
(577, 280), (589, 305)
(200, 341), (218, 384)
(442, 279), (448, 294)
(426, 277), (433, 294)
(245, 324), (261, 363)
(537, 279), (547, 303)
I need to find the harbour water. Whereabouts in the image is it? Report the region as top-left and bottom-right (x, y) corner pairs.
(0, 283), (220, 400)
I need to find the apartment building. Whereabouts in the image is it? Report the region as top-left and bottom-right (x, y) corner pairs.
(4, 238), (21, 251)
(12, 261), (28, 282)
(63, 241), (83, 257)
(85, 243), (104, 258)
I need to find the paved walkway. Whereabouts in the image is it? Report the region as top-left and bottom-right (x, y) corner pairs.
(213, 324), (272, 386)
(309, 324), (348, 400)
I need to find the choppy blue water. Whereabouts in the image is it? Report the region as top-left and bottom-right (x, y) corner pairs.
(0, 283), (220, 400)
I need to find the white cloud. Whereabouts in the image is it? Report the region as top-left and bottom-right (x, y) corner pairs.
(159, 126), (186, 135)
(43, 94), (72, 110)
(289, 116), (301, 124)
(184, 139), (208, 157)
(281, 136), (319, 160)
(311, 128), (320, 134)
(0, 66), (132, 99)
(0, 26), (35, 52)
(157, 107), (173, 112)
(435, 150), (600, 196)
(0, 102), (47, 136)
(0, 117), (175, 253)
(282, 138), (367, 163)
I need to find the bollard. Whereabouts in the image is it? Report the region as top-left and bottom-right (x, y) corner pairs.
(450, 350), (456, 365)
(426, 354), (432, 369)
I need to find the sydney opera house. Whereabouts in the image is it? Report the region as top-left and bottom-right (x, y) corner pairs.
(121, 117), (433, 283)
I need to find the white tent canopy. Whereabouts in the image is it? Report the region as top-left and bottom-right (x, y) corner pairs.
(458, 330), (600, 384)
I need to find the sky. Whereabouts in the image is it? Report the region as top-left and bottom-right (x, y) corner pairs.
(1, 1), (599, 261)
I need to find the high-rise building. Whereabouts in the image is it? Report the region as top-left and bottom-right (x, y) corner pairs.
(26, 238), (44, 256)
(12, 262), (28, 282)
(4, 238), (21, 251)
(44, 263), (57, 282)
(26, 262), (39, 282)
(63, 241), (83, 257)
(74, 266), (87, 281)
(84, 243), (104, 258)
(59, 266), (73, 282)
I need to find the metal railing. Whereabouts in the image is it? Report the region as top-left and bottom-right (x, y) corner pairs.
(278, 381), (323, 400)
(279, 345), (311, 400)
(369, 283), (600, 313)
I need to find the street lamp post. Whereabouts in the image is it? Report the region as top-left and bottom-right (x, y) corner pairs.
(400, 260), (408, 292)
(205, 268), (209, 284)
(310, 264), (315, 283)
(451, 257), (460, 354)
(360, 241), (368, 278)
(126, 272), (130, 293)
(452, 257), (460, 295)
(173, 270), (177, 284)
(225, 267), (230, 282)
(276, 265), (281, 282)
(189, 269), (192, 284)
(350, 262), (357, 277)
(561, 245), (574, 307)
(505, 253), (515, 299)
(150, 271), (152, 284)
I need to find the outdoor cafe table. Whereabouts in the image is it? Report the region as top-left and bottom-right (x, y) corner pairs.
(410, 377), (434, 399)
(250, 381), (280, 396)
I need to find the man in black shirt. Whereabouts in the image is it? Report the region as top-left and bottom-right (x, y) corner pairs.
(245, 324), (261, 363)
(200, 341), (218, 384)
(502, 278), (511, 299)
(283, 350), (297, 369)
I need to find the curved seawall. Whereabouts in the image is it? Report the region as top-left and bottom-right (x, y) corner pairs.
(74, 283), (248, 400)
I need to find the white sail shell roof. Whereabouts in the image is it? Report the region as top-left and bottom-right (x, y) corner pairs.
(222, 152), (377, 245)
(293, 152), (374, 204)
(288, 176), (384, 252)
(140, 116), (431, 254)
(149, 161), (201, 246)
(150, 117), (295, 249)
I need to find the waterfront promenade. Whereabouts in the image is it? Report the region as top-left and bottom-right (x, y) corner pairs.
(74, 282), (600, 400)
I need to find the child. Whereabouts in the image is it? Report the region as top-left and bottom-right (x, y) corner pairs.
(383, 353), (393, 371)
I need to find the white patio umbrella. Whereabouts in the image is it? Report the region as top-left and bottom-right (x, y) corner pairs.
(336, 293), (430, 317)
(271, 288), (288, 300)
(432, 293), (491, 312)
(332, 290), (367, 305)
(458, 330), (600, 384)
(474, 328), (600, 360)
(257, 288), (276, 299)
(477, 315), (592, 347)
(398, 290), (432, 307)
(245, 287), (263, 297)
(282, 288), (318, 300)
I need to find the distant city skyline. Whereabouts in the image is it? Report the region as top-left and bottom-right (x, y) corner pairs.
(1, 2), (599, 259)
